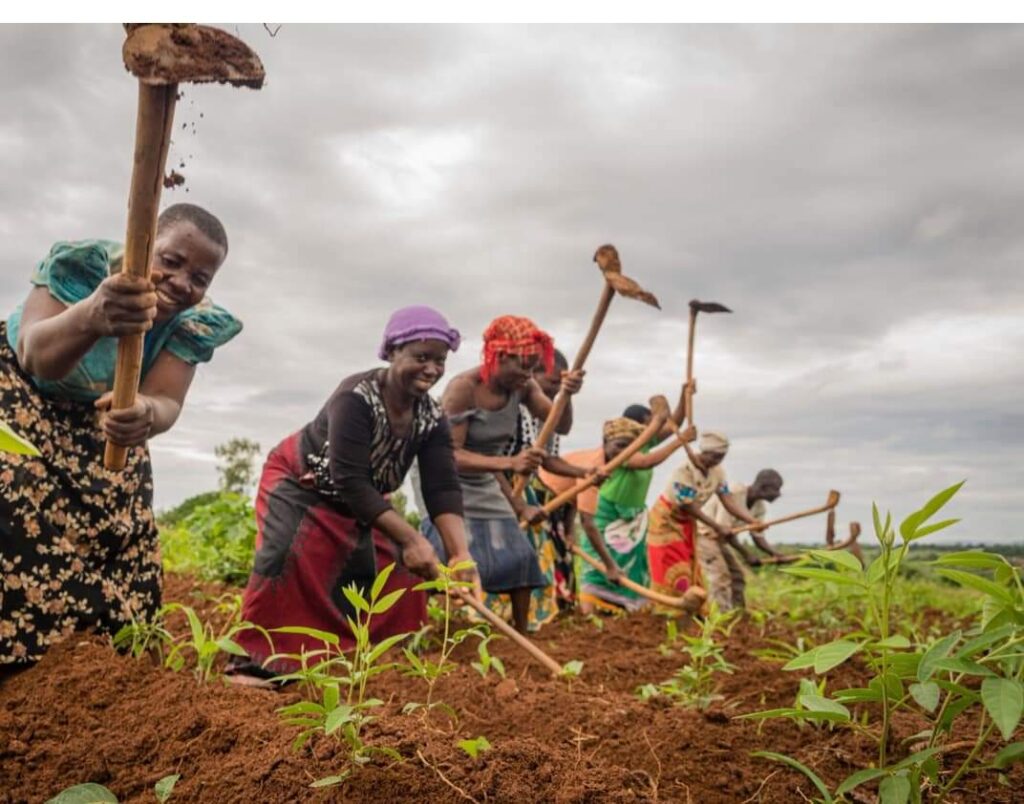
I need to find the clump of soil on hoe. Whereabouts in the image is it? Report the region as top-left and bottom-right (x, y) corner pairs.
(0, 574), (1018, 803)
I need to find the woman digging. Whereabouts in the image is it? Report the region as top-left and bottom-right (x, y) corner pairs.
(647, 431), (767, 606)
(495, 348), (603, 629)
(0, 204), (240, 672)
(423, 315), (585, 634)
(230, 306), (477, 682)
(576, 412), (698, 614)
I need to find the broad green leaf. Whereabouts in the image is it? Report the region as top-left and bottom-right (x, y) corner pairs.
(342, 585), (370, 613)
(370, 562), (396, 602)
(981, 678), (1024, 741)
(270, 622), (337, 643)
(886, 653), (921, 679)
(909, 682), (940, 713)
(751, 752), (833, 803)
(835, 767), (887, 795)
(45, 785), (119, 804)
(0, 420), (40, 456)
(813, 640), (862, 674)
(911, 518), (960, 540)
(879, 774), (910, 804)
(806, 549), (864, 573)
(370, 588), (405, 615)
(933, 551), (1006, 570)
(874, 635), (911, 650)
(899, 481), (964, 543)
(798, 693), (850, 721)
(917, 630), (961, 682)
(935, 569), (1013, 606)
(992, 742), (1024, 769)
(938, 695), (976, 733)
(736, 707), (805, 721)
(154, 774), (180, 804)
(323, 683), (339, 712)
(276, 701), (323, 716)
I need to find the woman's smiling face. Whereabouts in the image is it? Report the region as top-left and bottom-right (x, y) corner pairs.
(150, 220), (226, 321)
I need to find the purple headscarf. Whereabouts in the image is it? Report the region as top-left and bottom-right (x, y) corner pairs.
(378, 305), (461, 360)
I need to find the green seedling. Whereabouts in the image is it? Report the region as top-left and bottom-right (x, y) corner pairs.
(272, 563), (409, 788)
(638, 604), (737, 710)
(471, 633), (506, 679)
(162, 595), (268, 684)
(458, 736), (492, 759)
(745, 482), (1024, 802)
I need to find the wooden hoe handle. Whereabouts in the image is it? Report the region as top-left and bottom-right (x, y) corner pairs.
(571, 544), (704, 611)
(454, 590), (563, 676)
(104, 82), (178, 470)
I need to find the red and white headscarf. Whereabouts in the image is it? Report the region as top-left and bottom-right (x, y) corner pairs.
(480, 315), (554, 384)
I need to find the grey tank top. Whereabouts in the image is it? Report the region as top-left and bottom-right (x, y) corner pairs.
(455, 389), (523, 519)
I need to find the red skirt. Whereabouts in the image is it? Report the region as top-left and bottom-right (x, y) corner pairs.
(236, 432), (426, 674)
(646, 497), (700, 597)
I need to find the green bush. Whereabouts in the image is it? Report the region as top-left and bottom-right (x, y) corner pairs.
(159, 491), (256, 584)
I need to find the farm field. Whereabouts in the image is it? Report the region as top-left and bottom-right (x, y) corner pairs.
(2, 499), (1022, 804)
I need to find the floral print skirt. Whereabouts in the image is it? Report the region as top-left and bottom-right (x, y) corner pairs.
(0, 322), (160, 666)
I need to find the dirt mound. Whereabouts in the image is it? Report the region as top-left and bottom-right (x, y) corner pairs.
(0, 576), (1018, 803)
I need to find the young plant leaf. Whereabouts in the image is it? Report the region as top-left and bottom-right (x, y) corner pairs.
(751, 752), (833, 803)
(45, 785), (119, 804)
(342, 585), (371, 613)
(154, 774), (181, 804)
(310, 773), (350, 788)
(992, 742), (1024, 770)
(812, 640), (861, 674)
(370, 561), (396, 602)
(981, 678), (1024, 741)
(909, 681), (940, 713)
(797, 693), (851, 721)
(934, 551), (1008, 570)
(458, 736), (492, 759)
(879, 773), (911, 804)
(270, 625), (340, 646)
(874, 635), (911, 650)
(806, 549), (863, 573)
(561, 660), (584, 677)
(371, 588), (405, 615)
(935, 569), (1014, 606)
(835, 767), (887, 796)
(899, 480), (964, 543)
(917, 630), (961, 682)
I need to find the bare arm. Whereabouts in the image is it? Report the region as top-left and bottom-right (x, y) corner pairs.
(623, 426), (696, 470)
(16, 274), (159, 380)
(579, 511), (622, 581)
(719, 491), (762, 529)
(442, 375), (518, 474)
(541, 453), (590, 479)
(522, 378), (573, 436)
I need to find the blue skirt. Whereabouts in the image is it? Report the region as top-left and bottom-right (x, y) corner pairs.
(423, 516), (546, 593)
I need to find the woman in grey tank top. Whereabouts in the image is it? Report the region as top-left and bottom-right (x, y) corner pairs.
(422, 315), (585, 634)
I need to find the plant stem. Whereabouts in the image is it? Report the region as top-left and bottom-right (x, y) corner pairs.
(934, 716), (994, 803)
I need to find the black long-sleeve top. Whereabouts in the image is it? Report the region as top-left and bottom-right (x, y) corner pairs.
(299, 369), (463, 525)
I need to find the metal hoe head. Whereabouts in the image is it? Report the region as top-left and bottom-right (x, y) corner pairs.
(647, 394), (670, 421)
(123, 24), (265, 88)
(689, 299), (732, 314)
(593, 244), (660, 309)
(825, 489), (841, 509)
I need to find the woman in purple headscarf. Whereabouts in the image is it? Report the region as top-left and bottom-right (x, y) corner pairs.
(232, 306), (475, 680)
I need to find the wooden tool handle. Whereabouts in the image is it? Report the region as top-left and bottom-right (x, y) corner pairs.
(730, 491), (841, 535)
(519, 396), (671, 528)
(511, 281), (616, 498)
(683, 305), (697, 427)
(454, 590), (563, 676)
(104, 82), (178, 471)
(571, 544), (700, 610)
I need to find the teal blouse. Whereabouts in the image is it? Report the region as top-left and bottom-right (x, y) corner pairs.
(5, 239), (242, 402)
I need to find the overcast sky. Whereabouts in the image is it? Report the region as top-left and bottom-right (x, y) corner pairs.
(2, 24), (1021, 544)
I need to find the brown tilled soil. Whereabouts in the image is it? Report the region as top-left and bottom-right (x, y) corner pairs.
(0, 574), (1019, 803)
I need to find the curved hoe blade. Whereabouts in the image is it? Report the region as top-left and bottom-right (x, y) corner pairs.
(123, 24), (265, 88)
(647, 394), (670, 421)
(592, 244), (660, 308)
(689, 299), (732, 314)
(825, 489), (841, 509)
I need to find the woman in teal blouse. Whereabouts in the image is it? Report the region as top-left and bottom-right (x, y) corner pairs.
(0, 203), (241, 669)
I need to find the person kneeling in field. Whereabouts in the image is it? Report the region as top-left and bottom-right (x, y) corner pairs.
(230, 306), (477, 683)
(696, 469), (785, 611)
(647, 431), (767, 605)
(1, 204), (240, 672)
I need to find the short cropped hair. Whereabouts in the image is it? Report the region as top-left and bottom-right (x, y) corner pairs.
(157, 203), (229, 255)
